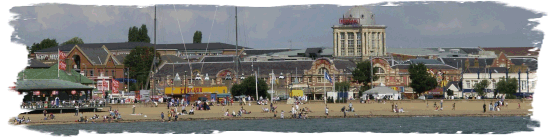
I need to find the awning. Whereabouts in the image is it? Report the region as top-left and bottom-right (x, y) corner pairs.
(363, 86), (399, 95)
(115, 78), (137, 83)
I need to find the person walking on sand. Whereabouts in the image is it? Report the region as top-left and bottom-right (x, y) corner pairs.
(518, 103), (521, 109)
(75, 105), (79, 116)
(452, 103), (456, 110)
(440, 100), (443, 109)
(161, 112), (164, 122)
(132, 104), (136, 114)
(325, 106), (329, 117)
(167, 111), (171, 122)
(483, 103), (487, 113)
(281, 110), (285, 119)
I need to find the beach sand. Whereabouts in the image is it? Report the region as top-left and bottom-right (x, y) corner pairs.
(10, 99), (532, 125)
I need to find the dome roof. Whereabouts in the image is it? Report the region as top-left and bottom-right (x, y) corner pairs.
(343, 6), (375, 25)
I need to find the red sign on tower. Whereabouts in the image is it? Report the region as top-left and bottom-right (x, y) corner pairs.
(339, 18), (360, 25)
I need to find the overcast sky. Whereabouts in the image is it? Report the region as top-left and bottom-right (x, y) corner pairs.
(9, 1), (544, 49)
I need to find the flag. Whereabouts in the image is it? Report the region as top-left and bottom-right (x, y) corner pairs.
(324, 71), (332, 84)
(112, 78), (119, 94)
(271, 70), (275, 83)
(58, 49), (67, 70)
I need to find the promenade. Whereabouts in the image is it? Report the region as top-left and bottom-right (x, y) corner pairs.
(11, 99), (532, 125)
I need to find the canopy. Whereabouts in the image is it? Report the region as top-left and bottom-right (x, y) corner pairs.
(115, 78), (137, 83)
(217, 94), (231, 98)
(363, 86), (399, 95)
(198, 97), (208, 101)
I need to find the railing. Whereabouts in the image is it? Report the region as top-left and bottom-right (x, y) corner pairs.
(19, 100), (107, 109)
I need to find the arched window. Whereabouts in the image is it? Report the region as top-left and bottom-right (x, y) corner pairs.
(374, 67), (385, 74)
(318, 67), (328, 75)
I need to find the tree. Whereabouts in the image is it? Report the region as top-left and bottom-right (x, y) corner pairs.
(29, 38), (58, 54)
(193, 31), (202, 43)
(496, 77), (519, 99)
(446, 89), (454, 98)
(408, 63), (438, 98)
(124, 46), (160, 90)
(230, 76), (269, 98)
(351, 61), (379, 96)
(128, 24), (151, 43)
(62, 37), (84, 45)
(335, 81), (351, 92)
(473, 79), (490, 98)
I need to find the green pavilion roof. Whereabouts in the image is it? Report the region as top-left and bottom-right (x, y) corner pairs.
(17, 63), (94, 84)
(16, 79), (94, 91)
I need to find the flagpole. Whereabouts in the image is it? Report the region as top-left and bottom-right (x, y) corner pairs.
(272, 70), (274, 103)
(255, 68), (258, 102)
(324, 73), (326, 105)
(257, 67), (259, 100)
(58, 48), (60, 79)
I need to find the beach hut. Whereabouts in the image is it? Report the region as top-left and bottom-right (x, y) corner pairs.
(363, 86), (401, 100)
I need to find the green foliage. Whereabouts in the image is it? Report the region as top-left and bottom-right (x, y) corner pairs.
(351, 61), (379, 87)
(496, 77), (519, 97)
(124, 46), (160, 89)
(446, 89), (454, 97)
(359, 86), (369, 98)
(408, 63), (438, 96)
(193, 31), (202, 43)
(61, 37), (84, 45)
(335, 81), (351, 92)
(474, 79), (490, 97)
(230, 76), (269, 98)
(29, 38), (58, 54)
(128, 24), (151, 43)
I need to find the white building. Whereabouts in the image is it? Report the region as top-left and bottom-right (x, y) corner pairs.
(460, 68), (536, 98)
(332, 6), (387, 59)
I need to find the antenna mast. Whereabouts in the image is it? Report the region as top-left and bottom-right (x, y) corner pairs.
(235, 7), (239, 81)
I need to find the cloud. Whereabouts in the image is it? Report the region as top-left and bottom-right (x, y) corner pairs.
(34, 4), (65, 29)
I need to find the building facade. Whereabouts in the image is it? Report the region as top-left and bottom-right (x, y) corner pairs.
(332, 6), (387, 59)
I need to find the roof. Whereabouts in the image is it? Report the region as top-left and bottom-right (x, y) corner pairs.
(114, 54), (127, 64)
(402, 59), (444, 65)
(160, 55), (186, 63)
(391, 64), (457, 70)
(35, 42), (151, 53)
(155, 60), (356, 79)
(387, 48), (442, 56)
(35, 42), (249, 52)
(18, 63), (94, 84)
(155, 43), (249, 51)
(305, 48), (323, 54)
(27, 58), (50, 68)
(482, 47), (539, 57)
(463, 67), (509, 73)
(438, 58), (495, 70)
(200, 56), (235, 62)
(343, 6), (375, 25)
(510, 58), (538, 71)
(243, 49), (293, 56)
(80, 47), (109, 65)
(16, 79), (94, 91)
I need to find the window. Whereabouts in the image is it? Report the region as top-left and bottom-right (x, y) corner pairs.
(522, 81), (526, 90)
(111, 70), (115, 77)
(90, 70), (94, 77)
(466, 81), (471, 89)
(98, 70), (101, 76)
(105, 70), (108, 76)
(499, 64), (506, 67)
(318, 67), (328, 75)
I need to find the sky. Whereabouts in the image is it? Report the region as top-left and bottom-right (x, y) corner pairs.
(9, 1), (544, 49)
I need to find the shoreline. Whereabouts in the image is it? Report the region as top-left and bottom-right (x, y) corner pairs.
(15, 113), (531, 126)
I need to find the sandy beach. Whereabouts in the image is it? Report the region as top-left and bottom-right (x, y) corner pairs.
(10, 99), (532, 125)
